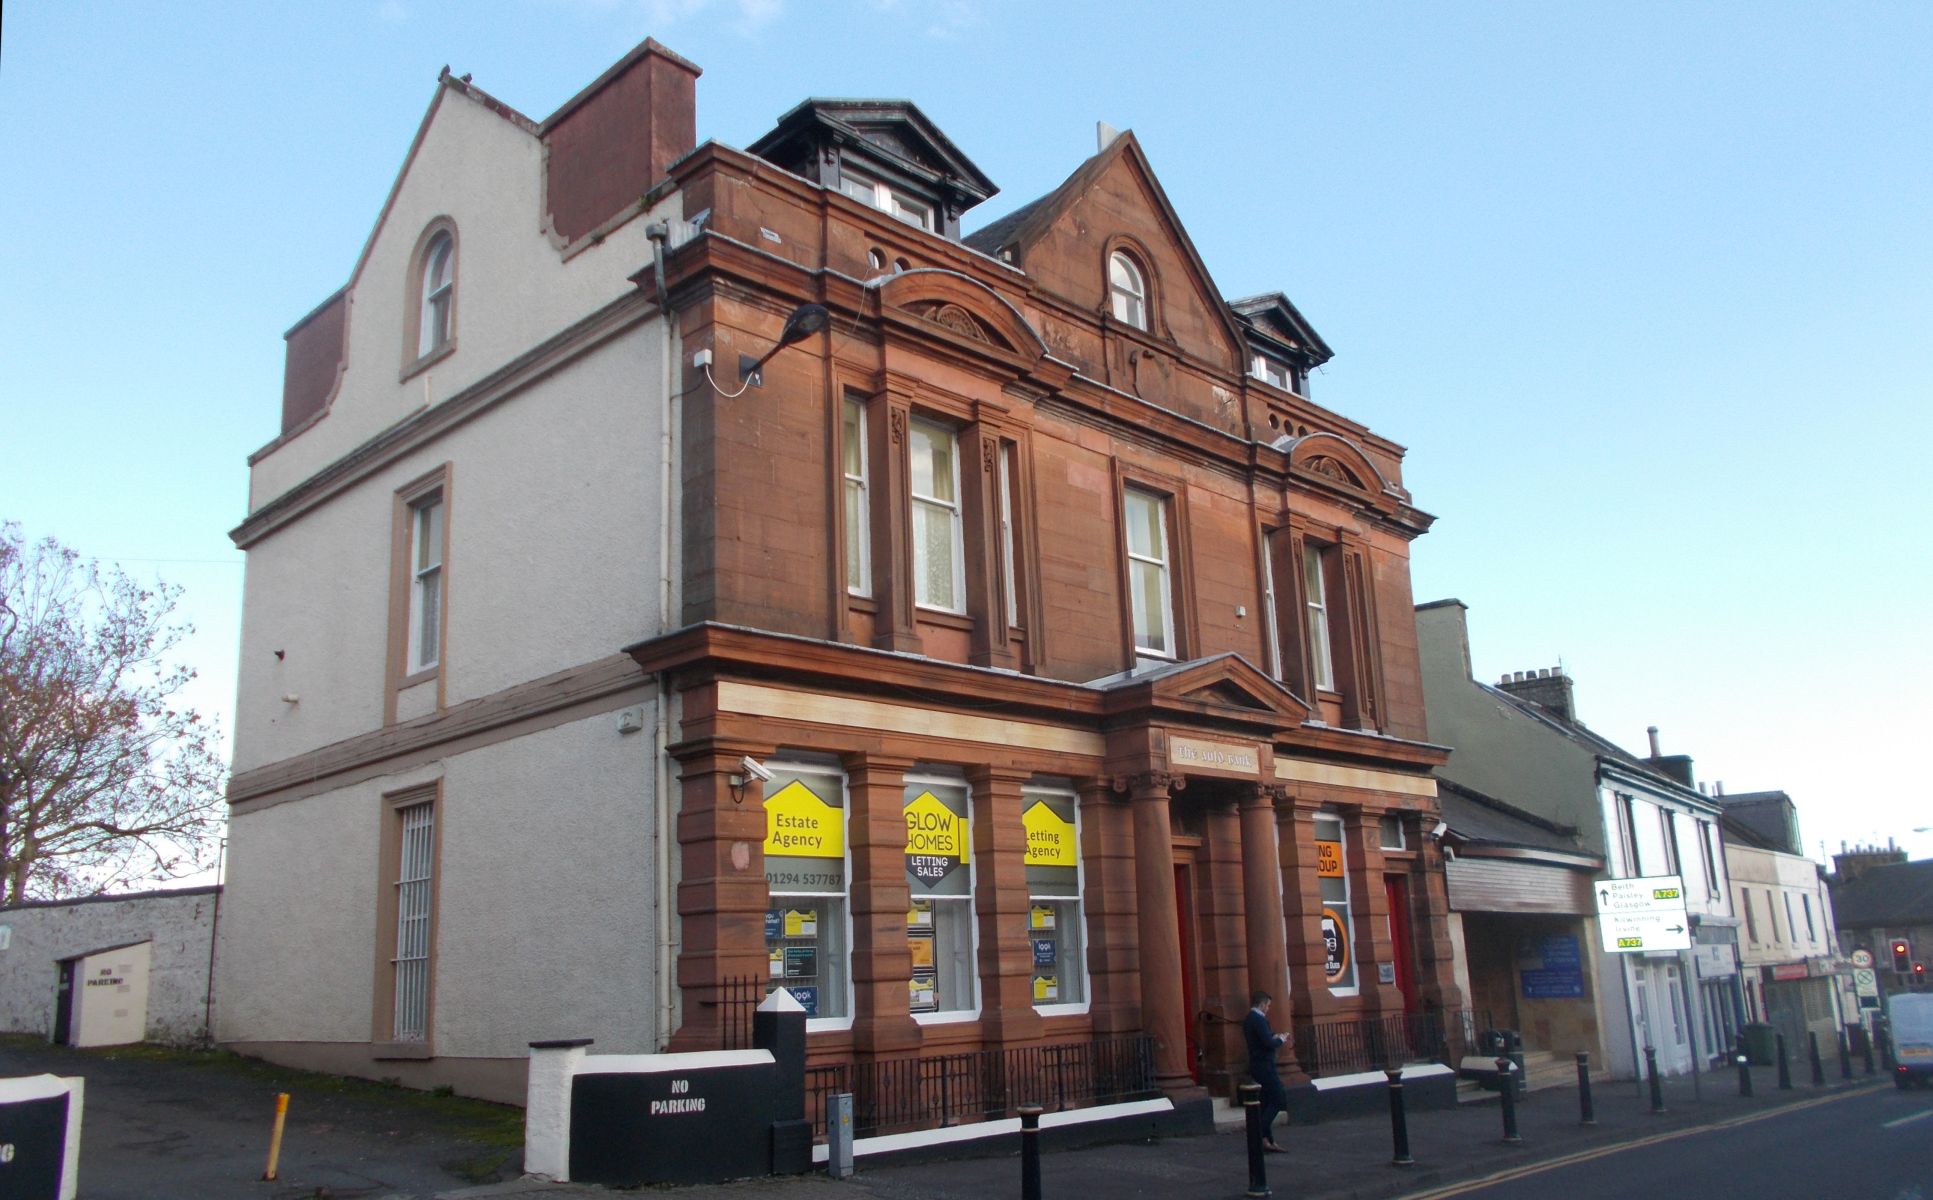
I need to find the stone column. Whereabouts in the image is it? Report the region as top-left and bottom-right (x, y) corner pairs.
(967, 766), (1043, 1045)
(1241, 784), (1292, 1051)
(844, 753), (922, 1058)
(1126, 771), (1192, 1091)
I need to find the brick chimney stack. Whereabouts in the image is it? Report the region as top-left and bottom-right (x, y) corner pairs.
(1496, 666), (1576, 723)
(1834, 839), (1909, 882)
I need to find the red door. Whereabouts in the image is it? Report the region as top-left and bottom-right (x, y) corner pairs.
(1385, 875), (1418, 1014)
(1174, 864), (1202, 1081)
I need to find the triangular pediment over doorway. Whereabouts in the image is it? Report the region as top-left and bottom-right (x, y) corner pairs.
(1087, 652), (1310, 734)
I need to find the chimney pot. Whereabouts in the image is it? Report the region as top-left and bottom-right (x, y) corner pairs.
(1646, 726), (1662, 757)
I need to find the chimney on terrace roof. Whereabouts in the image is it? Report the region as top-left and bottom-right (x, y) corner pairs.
(1496, 666), (1576, 724)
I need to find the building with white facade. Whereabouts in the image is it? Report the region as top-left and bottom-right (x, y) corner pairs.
(1720, 791), (1848, 1052)
(1416, 601), (1740, 1079)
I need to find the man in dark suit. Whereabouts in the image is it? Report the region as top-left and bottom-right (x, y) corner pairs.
(1243, 989), (1288, 1151)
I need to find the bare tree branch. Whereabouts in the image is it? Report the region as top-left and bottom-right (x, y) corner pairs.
(0, 522), (224, 902)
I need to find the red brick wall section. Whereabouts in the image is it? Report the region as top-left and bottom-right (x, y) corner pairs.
(280, 291), (345, 436)
(542, 40), (699, 245)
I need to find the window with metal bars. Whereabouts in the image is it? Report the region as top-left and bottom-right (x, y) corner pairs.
(392, 801), (435, 1041)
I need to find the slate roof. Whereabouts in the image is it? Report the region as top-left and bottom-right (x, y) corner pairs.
(1830, 858), (1933, 928)
(1476, 679), (1706, 804)
(1716, 791), (1800, 854)
(1438, 777), (1596, 860)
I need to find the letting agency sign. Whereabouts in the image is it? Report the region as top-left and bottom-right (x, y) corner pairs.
(1596, 875), (1692, 953)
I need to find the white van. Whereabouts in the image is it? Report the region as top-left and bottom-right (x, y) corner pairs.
(1889, 992), (1933, 1089)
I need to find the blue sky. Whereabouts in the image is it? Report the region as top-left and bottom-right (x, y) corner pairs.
(3, 2), (1929, 864)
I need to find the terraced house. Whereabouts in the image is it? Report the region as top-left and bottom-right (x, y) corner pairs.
(217, 37), (1463, 1123)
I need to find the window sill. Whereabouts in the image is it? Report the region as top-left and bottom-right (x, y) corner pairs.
(912, 1008), (981, 1026)
(397, 666), (439, 691)
(400, 340), (456, 384)
(372, 1040), (434, 1060)
(914, 607), (972, 632)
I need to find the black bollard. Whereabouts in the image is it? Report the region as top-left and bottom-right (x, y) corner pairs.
(1240, 1082), (1270, 1198)
(1808, 1031), (1825, 1086)
(1497, 1056), (1522, 1143)
(1735, 1039), (1753, 1097)
(1576, 1051), (1595, 1125)
(1645, 1045), (1666, 1114)
(1019, 1104), (1043, 1200)
(1863, 1031), (1876, 1076)
(1776, 1033), (1792, 1090)
(1386, 1067), (1414, 1166)
(1838, 1031), (1853, 1080)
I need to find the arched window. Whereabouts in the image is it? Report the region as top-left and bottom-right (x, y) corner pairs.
(416, 230), (455, 358)
(1108, 251), (1146, 330)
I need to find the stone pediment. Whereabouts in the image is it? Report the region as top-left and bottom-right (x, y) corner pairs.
(1090, 652), (1309, 734)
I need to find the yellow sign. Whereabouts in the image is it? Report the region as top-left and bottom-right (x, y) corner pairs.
(1316, 839), (1343, 878)
(764, 779), (844, 859)
(904, 792), (971, 861)
(1029, 905), (1056, 931)
(1652, 887), (1681, 901)
(1033, 975), (1059, 1002)
(1022, 800), (1078, 867)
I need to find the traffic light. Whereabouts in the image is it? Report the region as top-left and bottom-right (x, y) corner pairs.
(1894, 940), (1912, 972)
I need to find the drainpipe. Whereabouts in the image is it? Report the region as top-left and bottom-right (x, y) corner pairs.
(646, 220), (680, 1048)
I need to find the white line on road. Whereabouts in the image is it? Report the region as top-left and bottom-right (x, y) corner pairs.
(1881, 1108), (1933, 1130)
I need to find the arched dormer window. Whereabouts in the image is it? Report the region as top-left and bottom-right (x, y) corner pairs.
(408, 223), (457, 367)
(1108, 251), (1147, 330)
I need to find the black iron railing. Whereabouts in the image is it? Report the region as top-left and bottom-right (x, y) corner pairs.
(708, 975), (763, 1050)
(1291, 1008), (1486, 1078)
(804, 1033), (1157, 1138)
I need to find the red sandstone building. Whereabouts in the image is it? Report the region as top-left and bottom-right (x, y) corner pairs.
(220, 38), (1462, 1121)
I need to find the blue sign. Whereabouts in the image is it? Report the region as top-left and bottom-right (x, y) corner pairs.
(1520, 935), (1585, 999)
(1033, 938), (1056, 967)
(786, 986), (819, 1017)
(764, 910), (781, 939)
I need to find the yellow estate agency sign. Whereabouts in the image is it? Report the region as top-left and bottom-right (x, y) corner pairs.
(1315, 839), (1344, 878)
(904, 792), (971, 860)
(764, 779), (845, 859)
(1022, 800), (1078, 867)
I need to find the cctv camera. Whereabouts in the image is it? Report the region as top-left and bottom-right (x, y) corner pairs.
(738, 755), (774, 784)
(1430, 820), (1449, 840)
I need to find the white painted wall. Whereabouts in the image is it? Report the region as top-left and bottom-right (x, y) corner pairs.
(249, 82), (677, 510)
(232, 330), (664, 772)
(1729, 842), (1836, 968)
(0, 888), (219, 1044)
(216, 703), (663, 1059)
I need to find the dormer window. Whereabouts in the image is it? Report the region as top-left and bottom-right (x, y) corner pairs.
(838, 165), (933, 230)
(1251, 354), (1298, 395)
(1109, 252), (1147, 330)
(417, 230), (455, 358)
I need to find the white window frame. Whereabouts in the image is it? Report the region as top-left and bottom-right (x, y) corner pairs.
(407, 494), (444, 673)
(905, 769), (980, 1025)
(909, 419), (965, 613)
(1312, 812), (1359, 997)
(1024, 781), (1090, 1017)
(839, 165), (932, 230)
(1123, 486), (1175, 661)
(843, 397), (871, 597)
(1259, 533), (1282, 679)
(1108, 252), (1146, 329)
(391, 799), (435, 1042)
(998, 442), (1019, 627)
(418, 231), (454, 358)
(1303, 543), (1336, 691)
(763, 758), (857, 1032)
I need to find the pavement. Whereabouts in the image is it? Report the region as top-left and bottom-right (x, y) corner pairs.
(450, 1065), (1892, 1200)
(0, 1035), (1893, 1200)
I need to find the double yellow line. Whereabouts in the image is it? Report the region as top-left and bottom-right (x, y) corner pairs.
(1399, 1083), (1883, 1199)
